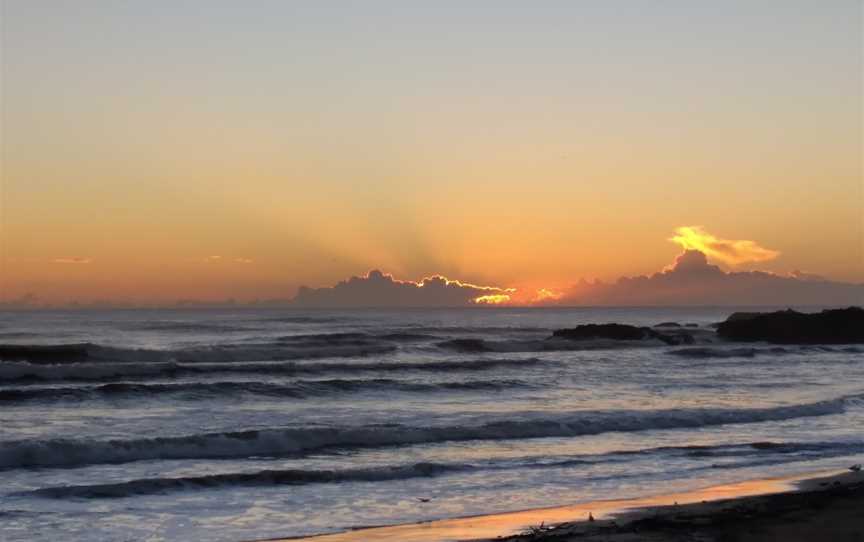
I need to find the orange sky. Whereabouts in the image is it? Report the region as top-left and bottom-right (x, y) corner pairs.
(1, 2), (861, 304)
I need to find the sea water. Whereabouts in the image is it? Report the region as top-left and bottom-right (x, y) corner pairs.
(0, 307), (861, 541)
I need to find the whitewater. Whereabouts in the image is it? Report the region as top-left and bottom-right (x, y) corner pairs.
(0, 307), (862, 541)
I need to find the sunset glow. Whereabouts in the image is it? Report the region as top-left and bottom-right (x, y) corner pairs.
(2, 5), (863, 542)
(473, 294), (512, 305)
(532, 288), (564, 303)
(0, 2), (860, 306)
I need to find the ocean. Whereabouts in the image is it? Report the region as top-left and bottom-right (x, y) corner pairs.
(0, 307), (862, 542)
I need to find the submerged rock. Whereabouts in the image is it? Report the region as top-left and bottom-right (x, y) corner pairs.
(435, 338), (491, 352)
(716, 307), (864, 344)
(0, 343), (91, 364)
(551, 324), (693, 345)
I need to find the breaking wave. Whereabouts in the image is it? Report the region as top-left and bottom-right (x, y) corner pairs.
(19, 437), (864, 498)
(28, 462), (469, 498)
(436, 337), (675, 354)
(668, 345), (864, 359)
(0, 340), (396, 365)
(0, 378), (533, 403)
(2, 395), (856, 469)
(0, 358), (546, 383)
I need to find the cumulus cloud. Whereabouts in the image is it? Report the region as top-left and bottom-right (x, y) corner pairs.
(52, 257), (92, 264)
(550, 249), (862, 306)
(670, 226), (780, 266)
(291, 269), (515, 308)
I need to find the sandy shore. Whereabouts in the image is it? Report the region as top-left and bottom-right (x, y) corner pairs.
(487, 471), (864, 542)
(265, 469), (863, 542)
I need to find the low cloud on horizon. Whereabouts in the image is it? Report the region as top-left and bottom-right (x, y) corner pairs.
(547, 249), (862, 307)
(291, 270), (515, 308)
(51, 257), (93, 265)
(284, 250), (862, 309)
(4, 229), (860, 309)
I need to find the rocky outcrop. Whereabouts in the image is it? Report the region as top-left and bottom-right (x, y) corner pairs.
(655, 322), (682, 328)
(716, 307), (864, 344)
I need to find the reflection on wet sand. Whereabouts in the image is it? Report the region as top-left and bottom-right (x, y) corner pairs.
(276, 471), (840, 542)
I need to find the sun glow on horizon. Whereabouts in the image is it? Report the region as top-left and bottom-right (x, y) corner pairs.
(532, 288), (564, 303)
(472, 294), (512, 305)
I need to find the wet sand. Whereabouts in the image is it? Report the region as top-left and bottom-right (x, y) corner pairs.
(489, 471), (864, 542)
(265, 469), (863, 542)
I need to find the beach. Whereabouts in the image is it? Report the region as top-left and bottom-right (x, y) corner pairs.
(491, 470), (864, 542)
(273, 470), (863, 542)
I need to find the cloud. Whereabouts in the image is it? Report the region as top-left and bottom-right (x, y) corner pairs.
(52, 257), (92, 264)
(199, 256), (253, 264)
(550, 249), (863, 306)
(291, 269), (515, 307)
(670, 226), (780, 266)
(533, 288), (564, 303)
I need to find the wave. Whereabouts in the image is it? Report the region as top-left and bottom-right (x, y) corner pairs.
(2, 395), (856, 470)
(27, 462), (468, 499)
(122, 322), (252, 333)
(0, 332), (449, 365)
(668, 345), (864, 359)
(0, 341), (397, 365)
(401, 325), (546, 334)
(260, 316), (352, 324)
(22, 438), (864, 499)
(0, 358), (545, 383)
(435, 336), (683, 354)
(0, 362), (181, 382)
(0, 378), (533, 403)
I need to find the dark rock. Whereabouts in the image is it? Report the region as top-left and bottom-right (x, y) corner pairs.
(716, 307), (864, 344)
(725, 312), (763, 322)
(685, 323), (700, 328)
(436, 338), (491, 352)
(0, 344), (91, 364)
(551, 324), (692, 345)
(552, 324), (651, 341)
(655, 322), (682, 328)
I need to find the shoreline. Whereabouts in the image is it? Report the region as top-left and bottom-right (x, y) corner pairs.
(263, 469), (863, 542)
(490, 470), (864, 542)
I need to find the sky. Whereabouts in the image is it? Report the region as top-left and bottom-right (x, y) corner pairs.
(1, 1), (862, 305)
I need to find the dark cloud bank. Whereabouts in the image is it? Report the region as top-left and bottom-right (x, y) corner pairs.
(551, 250), (863, 307)
(290, 252), (862, 308)
(290, 270), (513, 308)
(4, 252), (859, 309)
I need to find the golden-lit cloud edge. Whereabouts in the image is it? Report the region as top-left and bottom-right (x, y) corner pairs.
(291, 269), (516, 308)
(670, 226), (780, 266)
